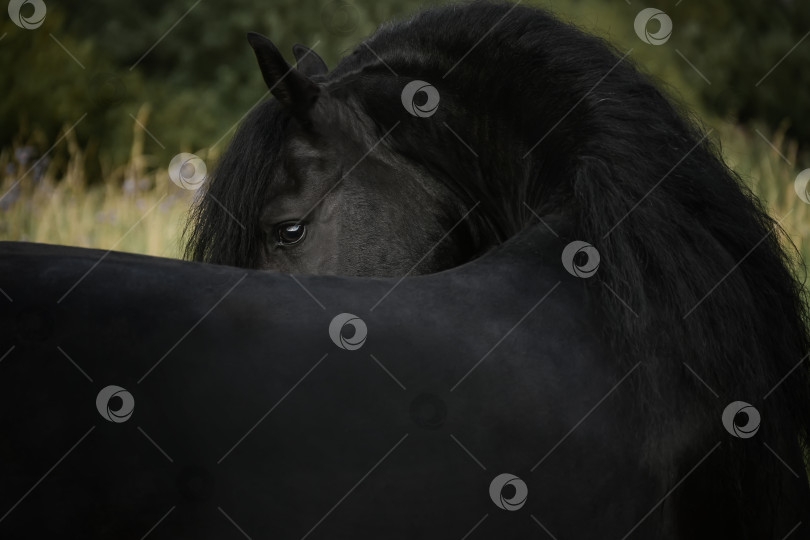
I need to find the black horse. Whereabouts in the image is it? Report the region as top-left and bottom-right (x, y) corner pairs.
(1, 2), (808, 539)
(185, 0), (810, 537)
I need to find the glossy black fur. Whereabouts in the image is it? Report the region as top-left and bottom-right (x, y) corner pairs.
(0, 233), (647, 538)
(185, 2), (810, 537)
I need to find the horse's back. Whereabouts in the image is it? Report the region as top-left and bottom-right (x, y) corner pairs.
(0, 234), (807, 538)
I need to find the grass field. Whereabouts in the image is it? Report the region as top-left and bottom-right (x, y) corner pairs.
(0, 109), (210, 260)
(0, 115), (808, 267)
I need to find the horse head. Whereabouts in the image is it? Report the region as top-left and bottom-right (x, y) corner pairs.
(189, 32), (481, 276)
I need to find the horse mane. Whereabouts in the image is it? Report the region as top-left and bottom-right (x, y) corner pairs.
(185, 100), (290, 268)
(329, 0), (810, 507)
(187, 0), (810, 513)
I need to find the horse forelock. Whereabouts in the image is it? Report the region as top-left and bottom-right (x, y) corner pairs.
(185, 100), (289, 268)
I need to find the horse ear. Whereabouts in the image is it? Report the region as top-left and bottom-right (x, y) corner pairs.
(246, 32), (320, 125)
(292, 44), (328, 77)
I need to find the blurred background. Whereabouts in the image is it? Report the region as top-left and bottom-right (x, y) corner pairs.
(1, 0), (808, 261)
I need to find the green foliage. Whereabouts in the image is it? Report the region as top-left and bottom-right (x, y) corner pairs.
(1, 12), (140, 174)
(2, 0), (808, 175)
(2, 0), (434, 178)
(671, 0), (810, 140)
(552, 0), (810, 143)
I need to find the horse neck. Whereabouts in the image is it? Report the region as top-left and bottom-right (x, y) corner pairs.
(363, 10), (810, 448)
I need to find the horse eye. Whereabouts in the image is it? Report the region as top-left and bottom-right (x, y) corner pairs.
(275, 221), (306, 246)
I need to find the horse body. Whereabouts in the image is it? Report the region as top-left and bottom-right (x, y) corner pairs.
(2, 232), (664, 539)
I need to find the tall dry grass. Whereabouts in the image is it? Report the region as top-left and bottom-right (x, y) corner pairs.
(719, 122), (810, 264)
(0, 107), (214, 259)
(0, 114), (808, 268)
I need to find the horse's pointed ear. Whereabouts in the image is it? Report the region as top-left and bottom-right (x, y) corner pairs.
(246, 32), (320, 125)
(292, 44), (328, 77)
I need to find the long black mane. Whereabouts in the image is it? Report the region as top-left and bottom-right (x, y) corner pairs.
(187, 0), (810, 524)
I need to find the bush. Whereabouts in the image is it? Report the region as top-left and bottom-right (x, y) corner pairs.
(2, 0), (808, 180)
